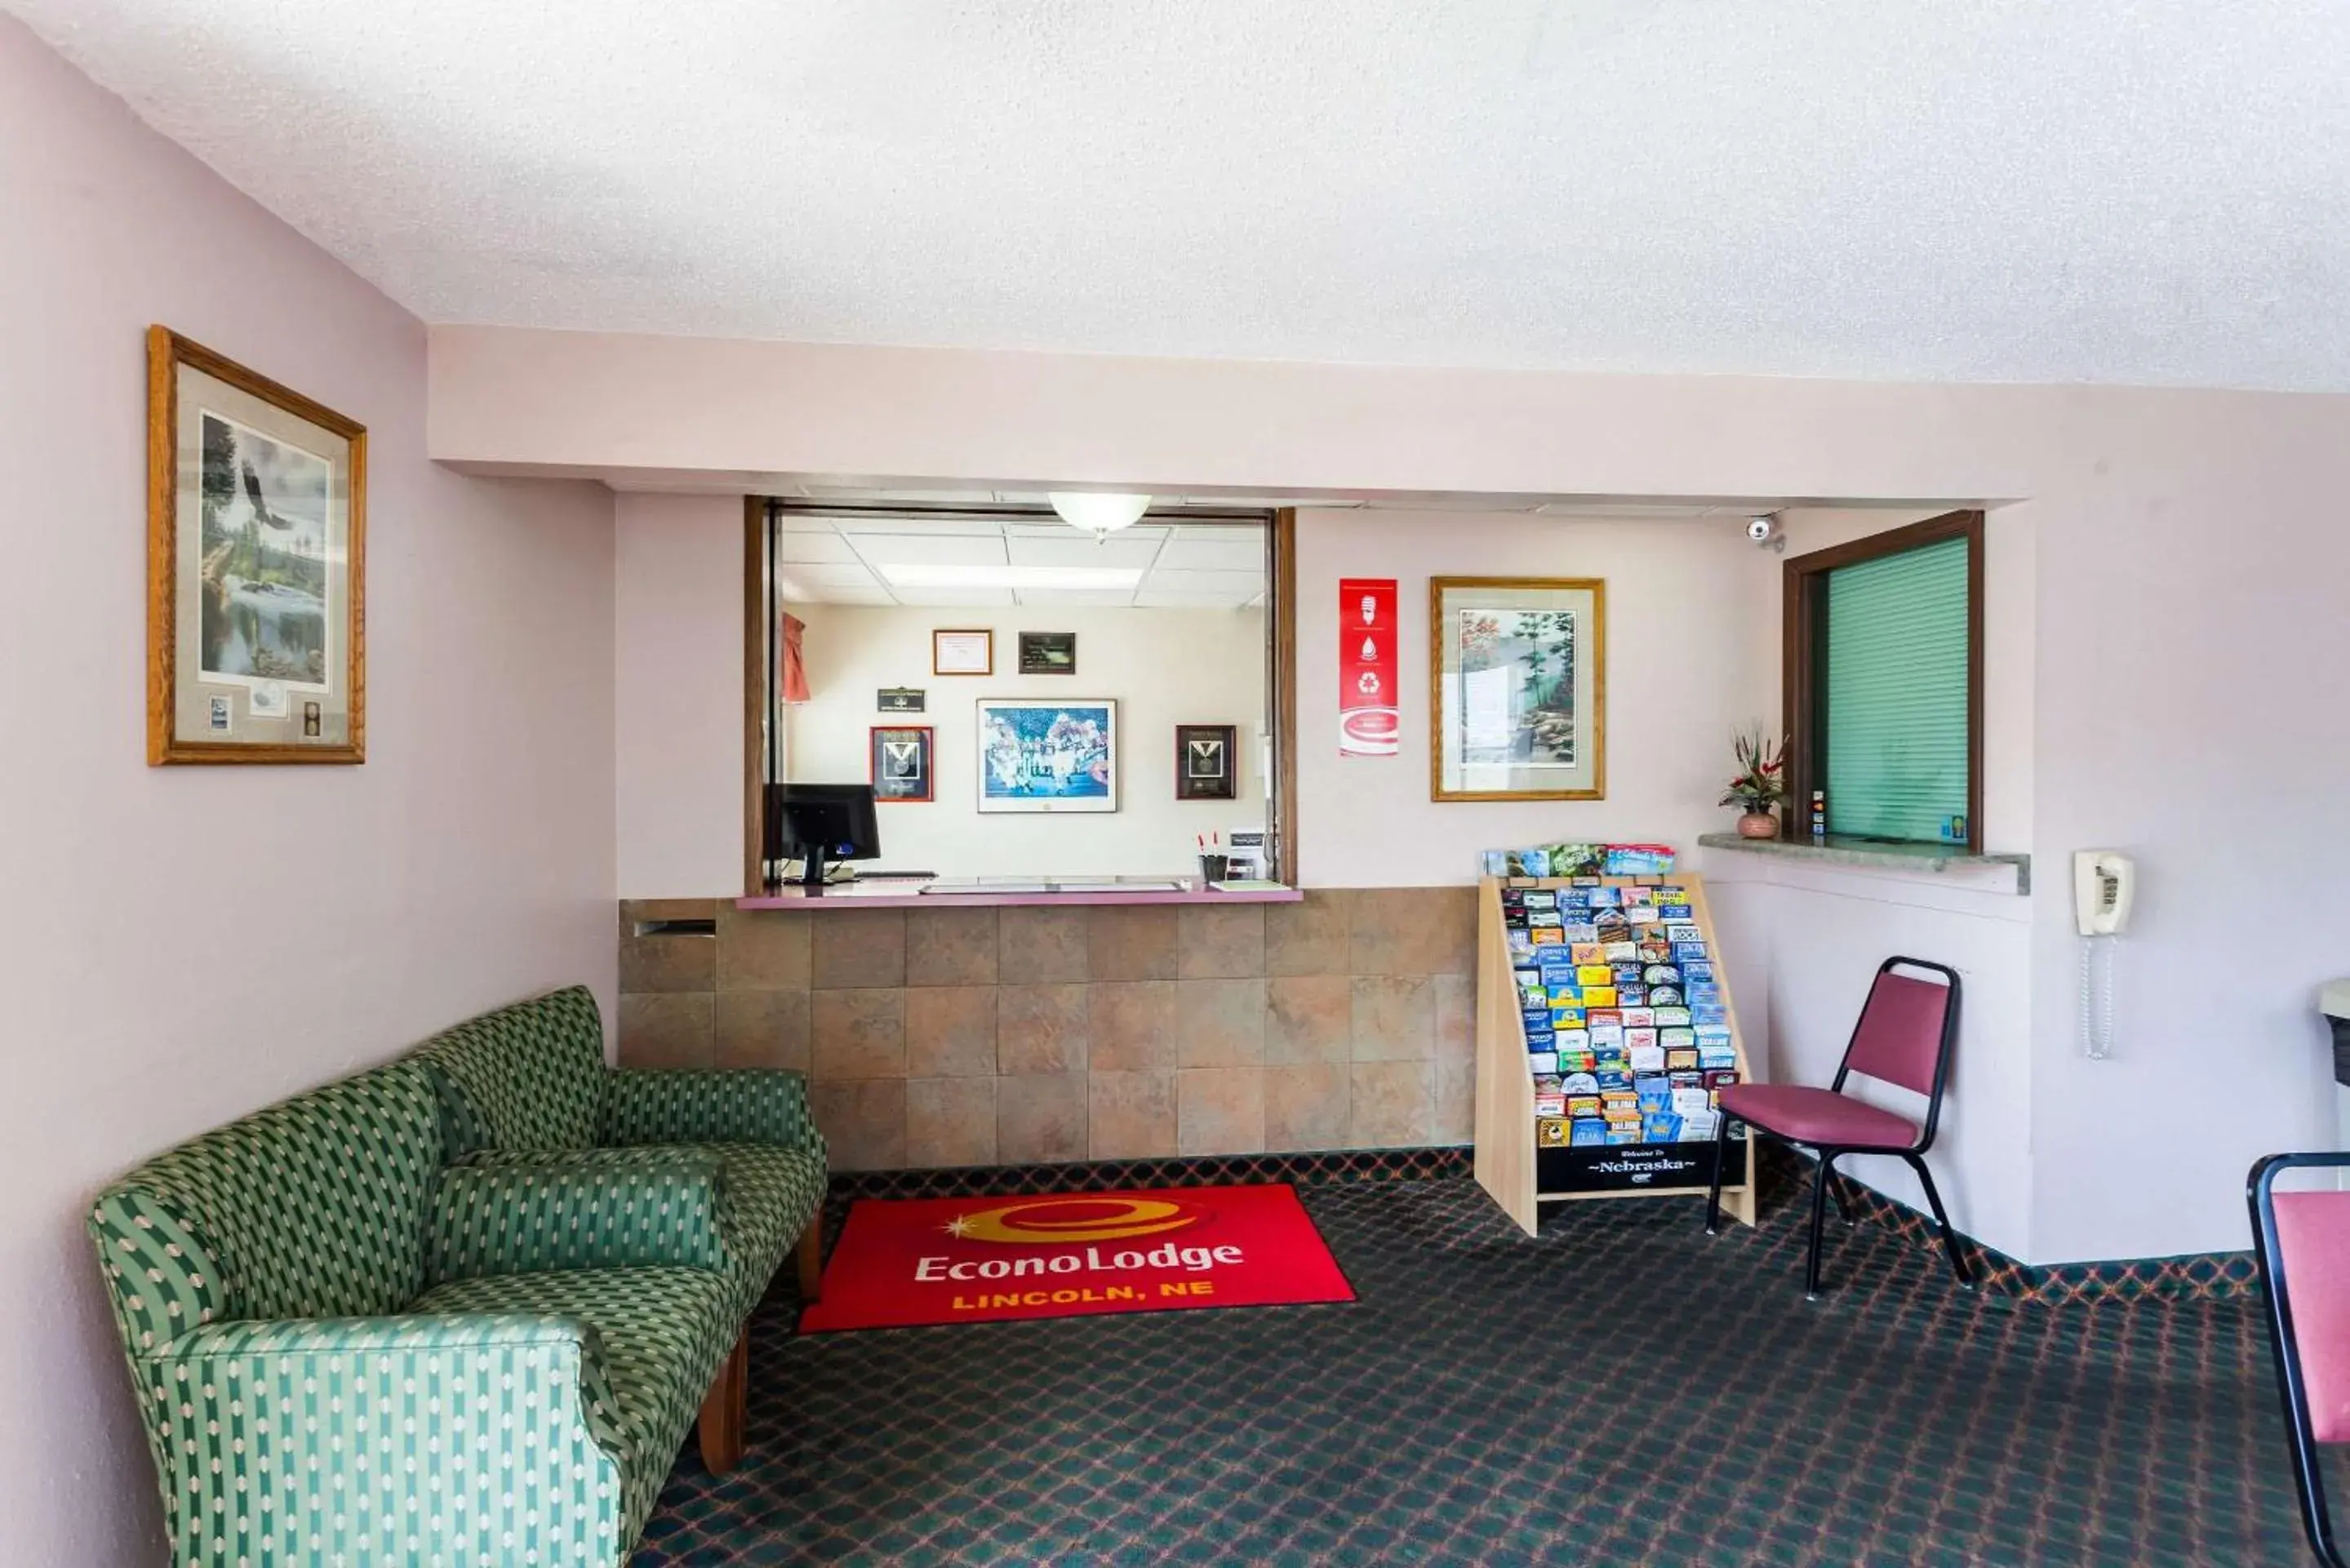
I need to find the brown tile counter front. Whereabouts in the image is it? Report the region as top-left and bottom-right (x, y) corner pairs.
(616, 888), (1478, 1170)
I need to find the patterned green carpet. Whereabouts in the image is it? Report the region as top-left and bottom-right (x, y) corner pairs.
(631, 1170), (2317, 1566)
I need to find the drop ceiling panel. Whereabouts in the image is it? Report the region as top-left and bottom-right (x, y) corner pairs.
(826, 515), (1017, 536)
(1140, 569), (1264, 596)
(1154, 536), (1267, 572)
(886, 588), (1019, 607)
(1004, 535), (1164, 570)
(848, 534), (1010, 568)
(773, 531), (862, 564)
(780, 562), (886, 589)
(1003, 522), (1170, 541)
(797, 585), (894, 606)
(1014, 589), (1142, 606)
(1135, 589), (1263, 610)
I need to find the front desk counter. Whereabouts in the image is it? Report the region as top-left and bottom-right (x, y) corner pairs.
(736, 877), (1303, 912)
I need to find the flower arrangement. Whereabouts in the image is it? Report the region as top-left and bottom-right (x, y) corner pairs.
(1719, 727), (1788, 815)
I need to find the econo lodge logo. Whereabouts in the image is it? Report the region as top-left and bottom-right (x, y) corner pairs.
(913, 1196), (1245, 1306)
(945, 1196), (1205, 1245)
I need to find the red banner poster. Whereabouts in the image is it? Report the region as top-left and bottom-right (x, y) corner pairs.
(1338, 577), (1400, 756)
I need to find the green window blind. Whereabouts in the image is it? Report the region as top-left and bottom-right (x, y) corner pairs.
(1824, 535), (1970, 843)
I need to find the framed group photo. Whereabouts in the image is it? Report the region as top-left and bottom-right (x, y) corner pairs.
(1430, 576), (1606, 801)
(147, 326), (366, 764)
(977, 699), (1117, 814)
(870, 726), (934, 802)
(1175, 724), (1238, 801)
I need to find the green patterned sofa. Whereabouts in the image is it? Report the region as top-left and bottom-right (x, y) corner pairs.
(407, 985), (828, 1326)
(87, 987), (828, 1568)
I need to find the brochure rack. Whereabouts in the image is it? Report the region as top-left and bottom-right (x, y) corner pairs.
(1473, 873), (1757, 1237)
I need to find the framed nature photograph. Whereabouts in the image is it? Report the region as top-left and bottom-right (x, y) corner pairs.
(932, 629), (993, 676)
(1018, 630), (1077, 675)
(977, 699), (1117, 814)
(1175, 723), (1237, 801)
(147, 326), (365, 764)
(870, 725), (934, 802)
(1430, 576), (1606, 801)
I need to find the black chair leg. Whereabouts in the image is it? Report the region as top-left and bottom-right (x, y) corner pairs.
(2293, 1437), (2349, 1568)
(1831, 1168), (1858, 1225)
(1704, 1111), (1732, 1235)
(1904, 1152), (1975, 1289)
(1806, 1151), (1837, 1300)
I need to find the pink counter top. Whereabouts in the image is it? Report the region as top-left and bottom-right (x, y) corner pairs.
(735, 877), (1302, 911)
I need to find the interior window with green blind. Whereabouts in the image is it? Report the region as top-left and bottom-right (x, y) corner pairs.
(1785, 513), (1981, 851)
(1823, 535), (1970, 842)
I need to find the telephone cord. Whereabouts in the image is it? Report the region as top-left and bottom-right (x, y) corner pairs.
(2080, 936), (2117, 1060)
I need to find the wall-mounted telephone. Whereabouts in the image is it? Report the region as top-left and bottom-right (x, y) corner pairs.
(2074, 851), (2135, 1059)
(2073, 851), (2136, 935)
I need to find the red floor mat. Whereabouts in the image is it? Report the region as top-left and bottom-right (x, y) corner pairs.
(800, 1184), (1355, 1332)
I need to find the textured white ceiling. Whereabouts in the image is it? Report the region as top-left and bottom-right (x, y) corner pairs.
(18, 1), (2350, 389)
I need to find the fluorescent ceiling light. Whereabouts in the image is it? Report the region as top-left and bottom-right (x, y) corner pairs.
(877, 563), (1144, 590)
(1048, 491), (1153, 534)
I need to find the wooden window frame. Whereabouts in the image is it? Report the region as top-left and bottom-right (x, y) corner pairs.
(743, 496), (768, 895)
(1781, 509), (1984, 854)
(1268, 509), (1299, 886)
(744, 500), (1300, 891)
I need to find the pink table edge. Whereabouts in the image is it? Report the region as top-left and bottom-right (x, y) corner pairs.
(735, 882), (1304, 911)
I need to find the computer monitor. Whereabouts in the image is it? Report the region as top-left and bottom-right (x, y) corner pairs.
(763, 783), (882, 888)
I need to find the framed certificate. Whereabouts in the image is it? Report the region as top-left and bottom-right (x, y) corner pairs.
(932, 628), (993, 676)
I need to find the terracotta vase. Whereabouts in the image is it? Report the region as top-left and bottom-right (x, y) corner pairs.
(1736, 809), (1779, 840)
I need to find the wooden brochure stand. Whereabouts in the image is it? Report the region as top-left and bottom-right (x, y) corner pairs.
(1473, 873), (1757, 1237)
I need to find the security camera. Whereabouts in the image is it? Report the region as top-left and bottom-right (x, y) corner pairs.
(1747, 513), (1786, 552)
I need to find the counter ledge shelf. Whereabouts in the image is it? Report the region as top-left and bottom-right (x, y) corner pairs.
(735, 876), (1304, 911)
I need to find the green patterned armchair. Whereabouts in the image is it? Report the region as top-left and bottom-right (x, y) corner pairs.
(89, 1061), (744, 1567)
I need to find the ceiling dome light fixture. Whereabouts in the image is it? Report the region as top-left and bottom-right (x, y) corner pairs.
(1048, 491), (1153, 535)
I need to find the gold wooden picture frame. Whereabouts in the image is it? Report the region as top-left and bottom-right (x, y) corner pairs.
(1428, 575), (1606, 802)
(147, 326), (366, 764)
(931, 627), (993, 677)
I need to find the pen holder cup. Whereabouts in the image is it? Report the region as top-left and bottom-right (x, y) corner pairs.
(1198, 854), (1230, 885)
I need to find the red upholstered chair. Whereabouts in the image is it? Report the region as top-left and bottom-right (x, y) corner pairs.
(2249, 1152), (2350, 1567)
(1705, 956), (1972, 1299)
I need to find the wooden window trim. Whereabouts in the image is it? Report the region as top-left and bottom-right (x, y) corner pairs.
(1781, 509), (1985, 853)
(1269, 509), (1299, 885)
(743, 496), (768, 895)
(741, 500), (1299, 889)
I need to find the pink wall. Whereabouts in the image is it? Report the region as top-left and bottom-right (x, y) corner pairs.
(0, 20), (617, 1564)
(1295, 509), (1764, 887)
(615, 492), (743, 896)
(430, 323), (2350, 1266)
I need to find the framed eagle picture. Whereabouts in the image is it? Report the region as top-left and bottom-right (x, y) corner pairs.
(147, 326), (366, 764)
(870, 726), (934, 802)
(1175, 724), (1238, 801)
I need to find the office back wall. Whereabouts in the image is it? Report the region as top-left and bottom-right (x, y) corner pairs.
(784, 602), (1266, 878)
